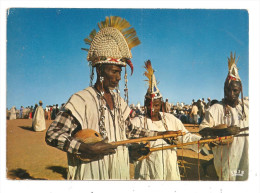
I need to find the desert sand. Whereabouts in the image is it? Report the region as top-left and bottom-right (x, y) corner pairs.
(6, 119), (217, 180)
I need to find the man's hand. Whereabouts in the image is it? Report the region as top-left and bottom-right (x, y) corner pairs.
(129, 143), (150, 161)
(209, 136), (234, 147)
(199, 125), (241, 137)
(78, 140), (117, 161)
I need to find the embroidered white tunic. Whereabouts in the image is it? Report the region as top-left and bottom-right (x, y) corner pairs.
(32, 106), (46, 132)
(64, 87), (130, 180)
(130, 112), (201, 180)
(199, 99), (249, 181)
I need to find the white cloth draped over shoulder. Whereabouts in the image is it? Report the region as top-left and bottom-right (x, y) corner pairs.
(199, 99), (249, 181)
(64, 87), (131, 180)
(130, 112), (201, 180)
(32, 106), (46, 132)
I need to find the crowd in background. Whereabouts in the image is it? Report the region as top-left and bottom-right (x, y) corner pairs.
(6, 98), (213, 125)
(7, 96), (246, 126)
(6, 103), (65, 121)
(129, 97), (217, 125)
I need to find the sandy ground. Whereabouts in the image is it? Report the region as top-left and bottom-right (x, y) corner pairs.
(6, 119), (218, 180)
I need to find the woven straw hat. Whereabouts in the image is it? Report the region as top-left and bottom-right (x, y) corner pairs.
(83, 16), (140, 69)
(88, 27), (131, 66)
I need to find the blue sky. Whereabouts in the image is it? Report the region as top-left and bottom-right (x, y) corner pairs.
(6, 8), (249, 109)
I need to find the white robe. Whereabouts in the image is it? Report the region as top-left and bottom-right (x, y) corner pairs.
(32, 106), (46, 132)
(9, 106), (16, 120)
(131, 112), (201, 180)
(199, 99), (249, 181)
(64, 87), (131, 180)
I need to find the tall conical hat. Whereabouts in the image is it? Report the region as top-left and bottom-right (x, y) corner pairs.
(82, 16), (140, 75)
(144, 60), (162, 99)
(226, 52), (240, 82)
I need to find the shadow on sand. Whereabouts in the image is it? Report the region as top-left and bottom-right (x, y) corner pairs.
(19, 126), (34, 132)
(8, 168), (46, 180)
(46, 166), (67, 179)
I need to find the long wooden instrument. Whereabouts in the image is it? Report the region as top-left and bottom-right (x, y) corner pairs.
(149, 136), (234, 152)
(135, 135), (235, 161)
(74, 129), (186, 161)
(134, 125), (249, 161)
(111, 131), (186, 146)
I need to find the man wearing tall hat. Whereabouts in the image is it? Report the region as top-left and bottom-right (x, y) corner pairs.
(45, 16), (141, 180)
(32, 100), (46, 132)
(199, 52), (249, 181)
(128, 60), (202, 180)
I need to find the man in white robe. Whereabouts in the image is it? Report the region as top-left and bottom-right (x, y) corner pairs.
(190, 102), (199, 124)
(32, 101), (46, 132)
(9, 106), (16, 120)
(130, 111), (201, 180)
(199, 98), (249, 181)
(45, 16), (142, 180)
(128, 60), (201, 180)
(199, 52), (249, 181)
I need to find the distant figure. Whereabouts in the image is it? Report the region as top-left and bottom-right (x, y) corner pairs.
(32, 100), (46, 132)
(29, 106), (33, 119)
(32, 104), (38, 118)
(24, 106), (29, 118)
(165, 98), (171, 113)
(197, 99), (205, 124)
(9, 106), (16, 120)
(206, 97), (211, 109)
(45, 105), (49, 119)
(202, 98), (206, 106)
(51, 105), (57, 120)
(47, 105), (51, 120)
(190, 102), (199, 124)
(55, 104), (59, 116)
(19, 106), (24, 119)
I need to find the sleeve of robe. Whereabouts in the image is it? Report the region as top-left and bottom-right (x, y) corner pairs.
(168, 113), (202, 153)
(45, 110), (83, 154)
(127, 116), (159, 138)
(199, 109), (215, 130)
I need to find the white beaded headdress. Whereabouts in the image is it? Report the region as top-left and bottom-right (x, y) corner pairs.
(82, 16), (141, 103)
(82, 16), (140, 70)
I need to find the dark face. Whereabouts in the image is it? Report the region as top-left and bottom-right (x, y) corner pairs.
(224, 81), (241, 107)
(145, 98), (162, 118)
(98, 64), (122, 90)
